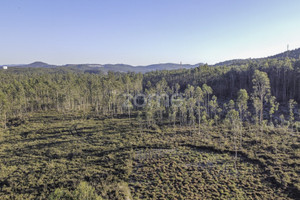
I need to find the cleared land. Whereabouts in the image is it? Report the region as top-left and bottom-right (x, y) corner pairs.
(0, 111), (299, 199)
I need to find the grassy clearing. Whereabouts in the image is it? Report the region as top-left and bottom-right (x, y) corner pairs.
(0, 111), (299, 199)
(130, 147), (287, 199)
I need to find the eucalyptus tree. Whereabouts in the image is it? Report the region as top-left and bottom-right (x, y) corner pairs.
(251, 70), (271, 124)
(208, 95), (219, 120)
(170, 105), (178, 127)
(145, 98), (157, 127)
(127, 99), (133, 119)
(187, 97), (196, 128)
(201, 110), (208, 125)
(132, 73), (143, 96)
(124, 74), (132, 94)
(236, 89), (249, 121)
(174, 83), (180, 94)
(269, 96), (279, 124)
(155, 78), (168, 94)
(288, 99), (297, 127)
(184, 84), (194, 99)
(155, 78), (169, 120)
(202, 84), (213, 116)
(227, 100), (235, 111)
(282, 58), (293, 102)
(179, 100), (187, 126)
(0, 91), (8, 129)
(225, 105), (241, 170)
(293, 61), (300, 100)
(195, 86), (204, 133)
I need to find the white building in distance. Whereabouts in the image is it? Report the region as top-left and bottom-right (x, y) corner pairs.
(2, 66), (8, 70)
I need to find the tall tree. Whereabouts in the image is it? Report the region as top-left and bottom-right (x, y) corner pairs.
(282, 58), (293, 102)
(208, 95), (219, 119)
(288, 99), (297, 127)
(236, 89), (249, 121)
(251, 70), (271, 124)
(170, 105), (177, 127)
(269, 96), (279, 124)
(0, 91), (8, 129)
(202, 84), (213, 116)
(225, 106), (241, 170)
(179, 101), (187, 126)
(187, 97), (196, 128)
(195, 86), (204, 133)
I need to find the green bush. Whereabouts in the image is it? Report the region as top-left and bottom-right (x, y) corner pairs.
(49, 182), (102, 200)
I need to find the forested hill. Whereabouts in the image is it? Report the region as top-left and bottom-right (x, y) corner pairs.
(215, 48), (300, 66)
(3, 47), (300, 73)
(0, 49), (299, 126)
(1, 58), (299, 200)
(269, 48), (300, 59)
(0, 57), (299, 116)
(2, 62), (202, 73)
(144, 58), (300, 103)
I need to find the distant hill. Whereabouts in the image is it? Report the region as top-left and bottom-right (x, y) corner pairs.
(138, 63), (200, 72)
(214, 47), (300, 66)
(17, 61), (57, 68)
(268, 48), (300, 59)
(3, 47), (300, 71)
(64, 63), (203, 73)
(8, 62), (203, 73)
(213, 59), (252, 66)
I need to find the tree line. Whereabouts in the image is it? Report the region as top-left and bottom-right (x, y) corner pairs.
(0, 58), (299, 130)
(144, 58), (300, 102)
(140, 69), (297, 129)
(0, 70), (143, 128)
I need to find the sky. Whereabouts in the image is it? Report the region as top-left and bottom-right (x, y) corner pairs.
(1, 0), (300, 66)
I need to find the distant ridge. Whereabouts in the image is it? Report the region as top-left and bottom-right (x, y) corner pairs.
(18, 61), (57, 68)
(3, 47), (300, 72)
(7, 62), (203, 73)
(214, 47), (300, 66)
(268, 48), (300, 59)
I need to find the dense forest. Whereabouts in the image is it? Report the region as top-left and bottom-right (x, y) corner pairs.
(0, 57), (299, 199)
(0, 58), (299, 128)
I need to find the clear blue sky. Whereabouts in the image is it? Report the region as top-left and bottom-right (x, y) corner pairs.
(1, 0), (300, 65)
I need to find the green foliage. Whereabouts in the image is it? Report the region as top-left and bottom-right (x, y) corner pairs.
(226, 109), (239, 126)
(237, 89), (249, 120)
(0, 112), (298, 199)
(269, 96), (279, 123)
(0, 91), (8, 128)
(49, 188), (73, 200)
(288, 99), (297, 126)
(0, 57), (300, 199)
(73, 182), (102, 200)
(49, 182), (102, 200)
(252, 70), (271, 124)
